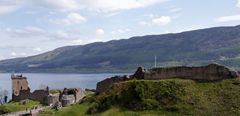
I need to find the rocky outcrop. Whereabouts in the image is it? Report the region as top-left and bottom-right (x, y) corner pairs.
(96, 75), (129, 93)
(132, 64), (239, 81)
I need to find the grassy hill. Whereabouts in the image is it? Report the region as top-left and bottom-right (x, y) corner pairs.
(39, 78), (240, 116)
(1, 25), (240, 73)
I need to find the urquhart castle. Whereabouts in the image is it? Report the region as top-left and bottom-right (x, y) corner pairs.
(10, 63), (240, 106)
(11, 74), (85, 107)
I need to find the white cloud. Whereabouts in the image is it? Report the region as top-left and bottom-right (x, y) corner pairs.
(170, 8), (182, 13)
(2, 26), (46, 38)
(34, 47), (42, 52)
(0, 26), (84, 42)
(140, 15), (172, 26)
(0, 0), (169, 16)
(10, 52), (27, 57)
(81, 0), (168, 12)
(28, 0), (80, 11)
(143, 14), (159, 18)
(73, 38), (103, 45)
(216, 15), (240, 22)
(0, 0), (23, 15)
(152, 16), (171, 26)
(237, 0), (240, 7)
(166, 5), (182, 13)
(139, 21), (149, 26)
(11, 52), (17, 56)
(96, 29), (105, 35)
(112, 28), (131, 34)
(73, 39), (83, 43)
(0, 5), (18, 15)
(24, 26), (46, 33)
(19, 52), (27, 56)
(50, 12), (87, 25)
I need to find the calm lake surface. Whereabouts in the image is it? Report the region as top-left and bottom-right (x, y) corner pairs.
(0, 73), (130, 99)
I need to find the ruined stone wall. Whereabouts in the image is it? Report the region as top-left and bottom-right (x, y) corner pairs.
(30, 90), (49, 103)
(12, 89), (49, 104)
(96, 64), (239, 93)
(132, 64), (239, 81)
(75, 88), (85, 102)
(46, 94), (59, 106)
(62, 95), (75, 107)
(11, 74), (49, 104)
(12, 89), (31, 101)
(44, 88), (85, 106)
(96, 75), (129, 93)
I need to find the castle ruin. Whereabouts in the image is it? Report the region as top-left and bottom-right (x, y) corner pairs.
(96, 64), (239, 93)
(11, 74), (85, 106)
(11, 74), (29, 97)
(132, 63), (239, 81)
(11, 74), (49, 104)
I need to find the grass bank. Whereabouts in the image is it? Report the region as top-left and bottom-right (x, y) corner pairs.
(0, 99), (41, 114)
(39, 78), (240, 116)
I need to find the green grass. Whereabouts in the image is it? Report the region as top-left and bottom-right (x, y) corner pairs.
(0, 99), (41, 114)
(88, 78), (240, 115)
(84, 90), (95, 96)
(38, 103), (177, 116)
(49, 89), (61, 94)
(39, 78), (240, 116)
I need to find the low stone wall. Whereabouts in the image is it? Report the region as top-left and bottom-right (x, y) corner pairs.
(96, 75), (129, 93)
(132, 64), (239, 81)
(12, 89), (49, 104)
(46, 94), (59, 106)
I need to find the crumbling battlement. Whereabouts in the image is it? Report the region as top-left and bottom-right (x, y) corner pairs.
(132, 64), (239, 81)
(96, 64), (239, 93)
(11, 74), (49, 104)
(11, 74), (29, 96)
(96, 75), (129, 93)
(12, 87), (49, 104)
(11, 74), (85, 106)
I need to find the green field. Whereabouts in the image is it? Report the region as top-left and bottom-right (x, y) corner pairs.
(38, 103), (178, 116)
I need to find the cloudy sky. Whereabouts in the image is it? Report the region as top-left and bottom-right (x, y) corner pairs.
(0, 0), (240, 60)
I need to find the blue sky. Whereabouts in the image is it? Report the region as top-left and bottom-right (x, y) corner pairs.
(0, 0), (240, 60)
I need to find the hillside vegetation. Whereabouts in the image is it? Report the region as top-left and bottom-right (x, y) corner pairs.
(87, 78), (240, 115)
(1, 25), (240, 72)
(39, 78), (240, 116)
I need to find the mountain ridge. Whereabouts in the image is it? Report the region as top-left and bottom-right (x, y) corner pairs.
(1, 25), (240, 73)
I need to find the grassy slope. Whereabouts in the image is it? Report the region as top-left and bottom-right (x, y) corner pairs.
(0, 99), (40, 114)
(38, 103), (177, 116)
(39, 78), (240, 116)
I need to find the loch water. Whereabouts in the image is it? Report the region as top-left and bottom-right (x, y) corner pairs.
(0, 73), (129, 99)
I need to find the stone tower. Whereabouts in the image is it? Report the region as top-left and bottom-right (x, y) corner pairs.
(11, 74), (29, 97)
